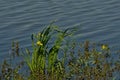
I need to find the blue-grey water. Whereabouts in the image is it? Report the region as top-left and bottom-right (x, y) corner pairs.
(0, 0), (120, 61)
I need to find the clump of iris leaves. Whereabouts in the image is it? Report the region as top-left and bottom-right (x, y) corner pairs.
(0, 24), (120, 80)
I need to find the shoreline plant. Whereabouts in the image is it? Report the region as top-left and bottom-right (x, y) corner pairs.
(0, 24), (120, 80)
(22, 24), (74, 80)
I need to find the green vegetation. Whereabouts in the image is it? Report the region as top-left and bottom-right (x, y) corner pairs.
(0, 24), (120, 80)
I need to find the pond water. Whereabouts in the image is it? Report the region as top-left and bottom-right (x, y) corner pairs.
(0, 0), (120, 61)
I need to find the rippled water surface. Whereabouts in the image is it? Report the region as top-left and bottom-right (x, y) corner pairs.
(0, 0), (120, 60)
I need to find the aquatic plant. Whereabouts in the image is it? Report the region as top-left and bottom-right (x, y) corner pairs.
(66, 41), (120, 80)
(0, 41), (24, 80)
(0, 24), (120, 80)
(22, 24), (75, 80)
